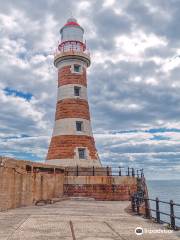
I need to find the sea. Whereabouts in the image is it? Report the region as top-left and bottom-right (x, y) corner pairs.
(147, 180), (180, 227)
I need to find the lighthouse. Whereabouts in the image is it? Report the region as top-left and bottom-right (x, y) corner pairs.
(46, 18), (101, 167)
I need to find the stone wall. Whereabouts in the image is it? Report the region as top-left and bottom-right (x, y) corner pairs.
(0, 157), (64, 211)
(64, 176), (138, 201)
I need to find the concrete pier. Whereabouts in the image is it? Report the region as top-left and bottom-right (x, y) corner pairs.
(0, 199), (179, 240)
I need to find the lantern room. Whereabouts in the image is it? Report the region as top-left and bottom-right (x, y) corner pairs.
(58, 18), (86, 53)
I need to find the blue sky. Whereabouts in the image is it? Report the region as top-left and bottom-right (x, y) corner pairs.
(0, 0), (180, 179)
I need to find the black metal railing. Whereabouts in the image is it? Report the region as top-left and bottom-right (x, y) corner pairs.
(65, 166), (144, 177)
(26, 165), (64, 174)
(131, 192), (180, 230)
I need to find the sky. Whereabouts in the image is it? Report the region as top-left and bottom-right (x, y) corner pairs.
(0, 0), (180, 179)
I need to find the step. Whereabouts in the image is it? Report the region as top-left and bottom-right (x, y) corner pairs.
(69, 197), (95, 201)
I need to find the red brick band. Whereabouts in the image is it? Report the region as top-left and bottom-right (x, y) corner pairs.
(58, 66), (87, 87)
(55, 99), (90, 120)
(64, 184), (137, 201)
(47, 135), (98, 160)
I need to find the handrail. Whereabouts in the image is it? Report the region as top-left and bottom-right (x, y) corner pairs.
(131, 191), (180, 230)
(54, 49), (90, 58)
(65, 166), (144, 177)
(25, 165), (64, 174)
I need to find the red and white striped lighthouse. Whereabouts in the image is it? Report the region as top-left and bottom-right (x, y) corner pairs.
(46, 18), (101, 167)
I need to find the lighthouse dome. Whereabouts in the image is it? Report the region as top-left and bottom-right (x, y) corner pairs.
(60, 17), (84, 42)
(66, 17), (78, 24)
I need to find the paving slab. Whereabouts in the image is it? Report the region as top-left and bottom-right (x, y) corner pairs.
(0, 200), (179, 240)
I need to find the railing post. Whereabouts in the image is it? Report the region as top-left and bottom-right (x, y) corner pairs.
(170, 200), (176, 230)
(131, 195), (135, 212)
(136, 196), (140, 215)
(106, 166), (109, 176)
(76, 165), (79, 176)
(144, 198), (150, 218)
(156, 197), (160, 223)
(119, 166), (121, 176)
(137, 170), (139, 178)
(127, 167), (130, 176)
(132, 168), (135, 177)
(93, 166), (95, 176)
(139, 169), (142, 178)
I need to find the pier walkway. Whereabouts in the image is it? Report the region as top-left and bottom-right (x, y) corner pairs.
(0, 199), (179, 240)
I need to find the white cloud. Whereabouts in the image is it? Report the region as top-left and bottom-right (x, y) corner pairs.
(161, 56), (180, 72)
(115, 31), (167, 59)
(145, 77), (158, 86)
(78, 1), (91, 10)
(0, 89), (48, 129)
(103, 0), (115, 8)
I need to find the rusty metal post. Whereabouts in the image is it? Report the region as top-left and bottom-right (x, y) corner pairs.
(92, 166), (95, 176)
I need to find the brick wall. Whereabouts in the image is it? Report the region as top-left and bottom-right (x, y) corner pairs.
(55, 99), (90, 120)
(64, 184), (137, 201)
(0, 158), (64, 211)
(47, 135), (98, 160)
(64, 176), (138, 201)
(58, 66), (87, 87)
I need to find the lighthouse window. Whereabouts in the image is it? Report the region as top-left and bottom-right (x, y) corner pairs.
(78, 148), (86, 159)
(76, 121), (83, 131)
(74, 64), (81, 73)
(74, 86), (81, 96)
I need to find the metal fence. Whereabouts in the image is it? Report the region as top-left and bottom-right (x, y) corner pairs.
(26, 165), (64, 174)
(25, 164), (144, 177)
(65, 166), (144, 177)
(131, 191), (180, 230)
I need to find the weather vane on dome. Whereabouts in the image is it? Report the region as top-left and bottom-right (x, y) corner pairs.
(68, 9), (74, 18)
(66, 10), (77, 24)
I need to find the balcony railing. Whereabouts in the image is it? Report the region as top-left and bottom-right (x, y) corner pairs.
(54, 49), (90, 58)
(58, 40), (86, 52)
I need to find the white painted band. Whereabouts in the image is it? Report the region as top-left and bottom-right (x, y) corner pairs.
(45, 158), (101, 167)
(56, 59), (87, 69)
(57, 84), (87, 101)
(52, 118), (93, 136)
